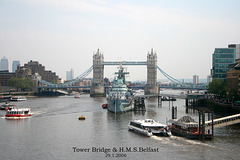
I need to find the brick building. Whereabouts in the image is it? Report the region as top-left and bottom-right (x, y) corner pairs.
(226, 59), (240, 97)
(0, 70), (14, 92)
(15, 60), (61, 84)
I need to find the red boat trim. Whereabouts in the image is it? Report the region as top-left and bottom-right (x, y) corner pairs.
(5, 114), (32, 117)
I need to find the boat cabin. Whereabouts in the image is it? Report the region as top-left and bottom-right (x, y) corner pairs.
(5, 108), (31, 117)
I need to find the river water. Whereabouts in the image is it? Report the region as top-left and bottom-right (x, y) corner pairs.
(0, 90), (240, 160)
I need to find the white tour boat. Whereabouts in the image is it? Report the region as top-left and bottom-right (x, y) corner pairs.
(0, 102), (15, 110)
(128, 119), (171, 137)
(5, 108), (32, 118)
(10, 96), (27, 101)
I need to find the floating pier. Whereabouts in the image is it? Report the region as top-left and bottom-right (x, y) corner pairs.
(171, 106), (214, 140)
(134, 97), (146, 111)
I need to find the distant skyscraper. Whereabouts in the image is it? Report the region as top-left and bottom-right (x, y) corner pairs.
(66, 71), (69, 80)
(12, 60), (20, 73)
(193, 75), (199, 85)
(207, 75), (212, 84)
(66, 68), (74, 80)
(0, 56), (8, 71)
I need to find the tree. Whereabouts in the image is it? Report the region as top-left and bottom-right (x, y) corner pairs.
(228, 89), (239, 102)
(208, 79), (226, 98)
(8, 77), (34, 91)
(51, 80), (57, 84)
(23, 78), (34, 91)
(9, 77), (19, 90)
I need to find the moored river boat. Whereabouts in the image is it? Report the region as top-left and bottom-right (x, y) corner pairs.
(168, 116), (212, 139)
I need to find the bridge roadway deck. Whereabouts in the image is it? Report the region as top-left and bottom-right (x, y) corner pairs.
(38, 85), (207, 90)
(38, 86), (90, 89)
(205, 113), (240, 130)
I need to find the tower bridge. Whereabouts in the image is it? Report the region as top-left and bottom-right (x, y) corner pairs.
(36, 49), (200, 96)
(90, 49), (158, 96)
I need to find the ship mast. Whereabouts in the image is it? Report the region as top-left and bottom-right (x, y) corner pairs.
(115, 65), (129, 84)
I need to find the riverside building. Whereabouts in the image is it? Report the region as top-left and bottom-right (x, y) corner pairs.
(226, 59), (240, 97)
(212, 44), (238, 81)
(15, 60), (61, 84)
(0, 70), (14, 92)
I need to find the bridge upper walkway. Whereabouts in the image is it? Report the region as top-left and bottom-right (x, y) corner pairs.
(205, 113), (240, 130)
(102, 61), (147, 65)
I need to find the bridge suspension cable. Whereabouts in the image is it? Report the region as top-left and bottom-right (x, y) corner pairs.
(64, 66), (93, 86)
(37, 66), (93, 87)
(37, 64), (195, 88)
(157, 66), (191, 87)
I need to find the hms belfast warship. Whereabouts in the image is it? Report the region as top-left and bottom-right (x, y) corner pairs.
(106, 66), (135, 113)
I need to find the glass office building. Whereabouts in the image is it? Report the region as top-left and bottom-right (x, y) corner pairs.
(212, 48), (235, 81)
(12, 60), (20, 73)
(0, 56), (8, 71)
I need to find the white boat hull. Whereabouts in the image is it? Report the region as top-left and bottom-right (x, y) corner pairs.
(128, 125), (153, 137)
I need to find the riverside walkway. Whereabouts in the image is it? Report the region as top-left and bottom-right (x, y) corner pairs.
(205, 113), (240, 130)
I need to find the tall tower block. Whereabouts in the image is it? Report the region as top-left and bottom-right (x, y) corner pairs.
(90, 49), (105, 97)
(144, 49), (159, 95)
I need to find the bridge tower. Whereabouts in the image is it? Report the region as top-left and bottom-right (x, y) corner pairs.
(144, 49), (159, 95)
(90, 49), (105, 97)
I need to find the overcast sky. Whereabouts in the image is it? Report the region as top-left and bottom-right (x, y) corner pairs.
(1, 0), (240, 81)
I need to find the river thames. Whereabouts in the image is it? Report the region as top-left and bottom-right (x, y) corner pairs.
(0, 90), (240, 160)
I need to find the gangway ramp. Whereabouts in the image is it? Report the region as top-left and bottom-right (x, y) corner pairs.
(205, 113), (240, 130)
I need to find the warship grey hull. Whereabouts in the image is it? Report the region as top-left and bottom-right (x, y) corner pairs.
(106, 66), (135, 114)
(107, 98), (134, 113)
